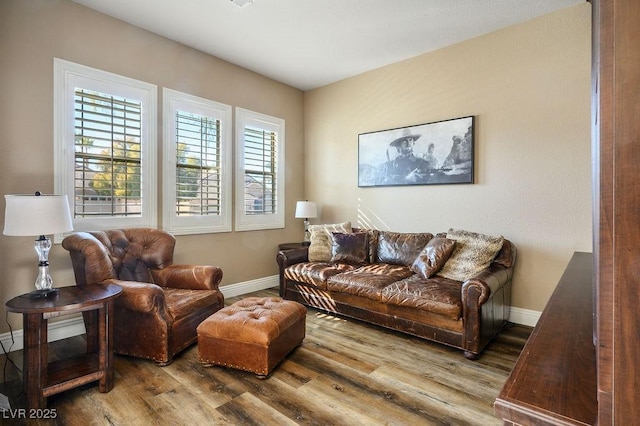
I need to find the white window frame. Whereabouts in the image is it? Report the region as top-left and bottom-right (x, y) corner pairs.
(54, 58), (157, 232)
(234, 108), (285, 231)
(162, 88), (232, 235)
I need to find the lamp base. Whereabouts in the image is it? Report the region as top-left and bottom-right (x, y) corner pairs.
(26, 288), (59, 299)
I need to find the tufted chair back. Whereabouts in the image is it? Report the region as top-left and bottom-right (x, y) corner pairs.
(65, 228), (176, 287)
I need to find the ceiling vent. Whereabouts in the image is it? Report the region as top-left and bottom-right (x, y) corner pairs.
(230, 0), (254, 8)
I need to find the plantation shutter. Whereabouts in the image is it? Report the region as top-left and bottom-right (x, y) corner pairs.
(243, 126), (277, 215)
(74, 89), (142, 218)
(175, 111), (222, 216)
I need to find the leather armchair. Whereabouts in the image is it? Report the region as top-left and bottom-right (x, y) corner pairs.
(62, 228), (224, 366)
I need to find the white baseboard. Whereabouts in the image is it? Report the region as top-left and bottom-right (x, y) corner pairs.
(509, 306), (541, 327)
(0, 276), (279, 353)
(219, 275), (279, 298)
(1, 276), (538, 353)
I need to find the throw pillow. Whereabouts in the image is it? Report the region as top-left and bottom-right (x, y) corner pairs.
(331, 232), (369, 264)
(411, 237), (456, 278)
(437, 229), (504, 281)
(308, 221), (352, 262)
(376, 231), (433, 266)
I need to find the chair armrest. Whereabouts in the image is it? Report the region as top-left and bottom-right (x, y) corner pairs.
(150, 265), (223, 291)
(461, 264), (512, 306)
(104, 279), (165, 313)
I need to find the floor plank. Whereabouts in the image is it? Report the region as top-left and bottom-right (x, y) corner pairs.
(0, 287), (531, 425)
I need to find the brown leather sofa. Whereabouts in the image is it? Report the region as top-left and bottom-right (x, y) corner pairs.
(62, 228), (224, 365)
(277, 229), (515, 359)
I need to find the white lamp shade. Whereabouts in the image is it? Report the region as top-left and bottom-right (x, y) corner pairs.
(3, 194), (74, 236)
(295, 201), (317, 219)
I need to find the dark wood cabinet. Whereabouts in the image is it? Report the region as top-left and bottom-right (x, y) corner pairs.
(592, 0), (640, 423)
(494, 252), (597, 425)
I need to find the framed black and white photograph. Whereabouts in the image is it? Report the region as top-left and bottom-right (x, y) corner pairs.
(358, 116), (474, 187)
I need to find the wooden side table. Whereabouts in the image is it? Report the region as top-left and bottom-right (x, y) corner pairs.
(5, 283), (122, 410)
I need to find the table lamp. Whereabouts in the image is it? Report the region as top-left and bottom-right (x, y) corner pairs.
(294, 201), (317, 246)
(3, 192), (74, 298)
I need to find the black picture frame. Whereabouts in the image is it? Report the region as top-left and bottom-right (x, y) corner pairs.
(358, 115), (474, 187)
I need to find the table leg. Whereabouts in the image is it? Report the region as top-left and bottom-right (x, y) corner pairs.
(98, 300), (115, 392)
(23, 313), (47, 410)
(83, 309), (99, 354)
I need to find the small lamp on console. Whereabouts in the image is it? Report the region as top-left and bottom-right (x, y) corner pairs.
(294, 201), (317, 246)
(3, 192), (73, 298)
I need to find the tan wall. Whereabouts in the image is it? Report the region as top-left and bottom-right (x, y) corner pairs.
(303, 3), (592, 312)
(0, 0), (304, 332)
(0, 0), (592, 334)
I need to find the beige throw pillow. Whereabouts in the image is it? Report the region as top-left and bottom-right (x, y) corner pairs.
(436, 229), (504, 281)
(308, 222), (352, 262)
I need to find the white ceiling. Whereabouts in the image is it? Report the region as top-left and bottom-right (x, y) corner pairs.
(71, 0), (585, 91)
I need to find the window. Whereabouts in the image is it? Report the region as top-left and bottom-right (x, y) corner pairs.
(234, 108), (285, 231)
(162, 89), (232, 234)
(54, 58), (157, 231)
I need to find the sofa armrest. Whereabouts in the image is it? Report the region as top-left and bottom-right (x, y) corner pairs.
(277, 247), (309, 297)
(461, 264), (512, 306)
(461, 264), (514, 358)
(150, 265), (223, 291)
(277, 247), (309, 270)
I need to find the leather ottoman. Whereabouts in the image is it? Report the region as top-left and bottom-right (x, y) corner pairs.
(197, 297), (306, 377)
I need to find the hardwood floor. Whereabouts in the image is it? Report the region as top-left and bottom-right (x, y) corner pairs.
(0, 288), (531, 425)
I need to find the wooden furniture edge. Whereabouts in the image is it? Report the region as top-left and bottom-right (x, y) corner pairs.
(494, 252), (597, 425)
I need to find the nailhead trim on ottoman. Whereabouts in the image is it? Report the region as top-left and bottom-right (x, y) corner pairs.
(197, 297), (306, 377)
